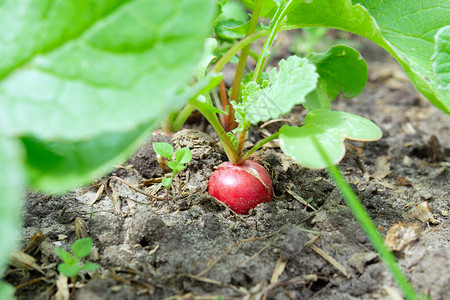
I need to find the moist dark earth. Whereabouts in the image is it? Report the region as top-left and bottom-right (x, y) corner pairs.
(6, 33), (450, 300)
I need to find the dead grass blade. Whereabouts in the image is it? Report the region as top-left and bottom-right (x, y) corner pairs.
(196, 234), (274, 277)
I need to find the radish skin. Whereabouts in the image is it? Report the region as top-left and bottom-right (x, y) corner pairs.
(208, 160), (273, 214)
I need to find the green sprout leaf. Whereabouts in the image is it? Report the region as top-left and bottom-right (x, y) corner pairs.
(81, 262), (101, 272)
(235, 56), (318, 124)
(72, 238), (93, 258)
(167, 161), (180, 169)
(0, 137), (24, 275)
(279, 109), (382, 168)
(433, 25), (450, 91)
(55, 248), (76, 265)
(153, 143), (175, 160)
(175, 147), (192, 165)
(162, 177), (173, 188)
(305, 45), (367, 111)
(287, 0), (450, 114)
(167, 161), (186, 172)
(58, 263), (82, 278)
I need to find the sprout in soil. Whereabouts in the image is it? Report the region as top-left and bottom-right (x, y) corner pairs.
(55, 237), (100, 298)
(153, 142), (192, 203)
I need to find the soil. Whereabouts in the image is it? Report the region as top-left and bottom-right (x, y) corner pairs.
(5, 33), (449, 300)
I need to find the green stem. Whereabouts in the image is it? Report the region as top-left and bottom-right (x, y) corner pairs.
(190, 98), (239, 163)
(230, 0), (263, 104)
(171, 103), (194, 132)
(212, 31), (268, 73)
(248, 48), (259, 62)
(252, 0), (295, 82)
(212, 25), (299, 74)
(237, 132), (280, 164)
(311, 137), (419, 300)
(327, 165), (419, 300)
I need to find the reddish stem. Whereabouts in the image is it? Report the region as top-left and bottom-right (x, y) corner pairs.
(218, 80), (236, 132)
(237, 128), (248, 158)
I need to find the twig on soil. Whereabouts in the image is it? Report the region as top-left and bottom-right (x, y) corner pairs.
(286, 188), (318, 211)
(196, 234), (274, 277)
(239, 236), (276, 267)
(180, 274), (243, 294)
(383, 285), (404, 300)
(23, 230), (47, 255)
(270, 256), (287, 284)
(32, 193), (53, 208)
(99, 176), (193, 215)
(302, 233), (349, 277)
(90, 183), (105, 205)
(304, 233), (321, 248)
(15, 277), (50, 290)
(106, 176), (167, 202)
(309, 243), (348, 277)
(139, 177), (163, 186)
(260, 276), (307, 298)
(105, 179), (124, 216)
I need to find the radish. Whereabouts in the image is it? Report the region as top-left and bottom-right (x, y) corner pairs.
(208, 160), (273, 214)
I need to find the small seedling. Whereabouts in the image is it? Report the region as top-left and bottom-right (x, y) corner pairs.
(152, 142), (192, 201)
(305, 197), (314, 210)
(55, 237), (100, 281)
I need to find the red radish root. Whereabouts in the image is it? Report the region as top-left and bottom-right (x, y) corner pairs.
(208, 160), (273, 214)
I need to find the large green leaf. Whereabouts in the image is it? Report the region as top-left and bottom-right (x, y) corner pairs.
(21, 72), (222, 192)
(240, 0), (279, 17)
(21, 121), (152, 192)
(0, 1), (216, 191)
(0, 0), (216, 140)
(0, 282), (15, 299)
(234, 56), (318, 124)
(287, 0), (450, 114)
(0, 137), (25, 275)
(279, 109), (382, 168)
(305, 45), (367, 111)
(433, 25), (450, 91)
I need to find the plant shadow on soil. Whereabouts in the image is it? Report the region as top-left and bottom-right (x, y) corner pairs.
(6, 34), (450, 300)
